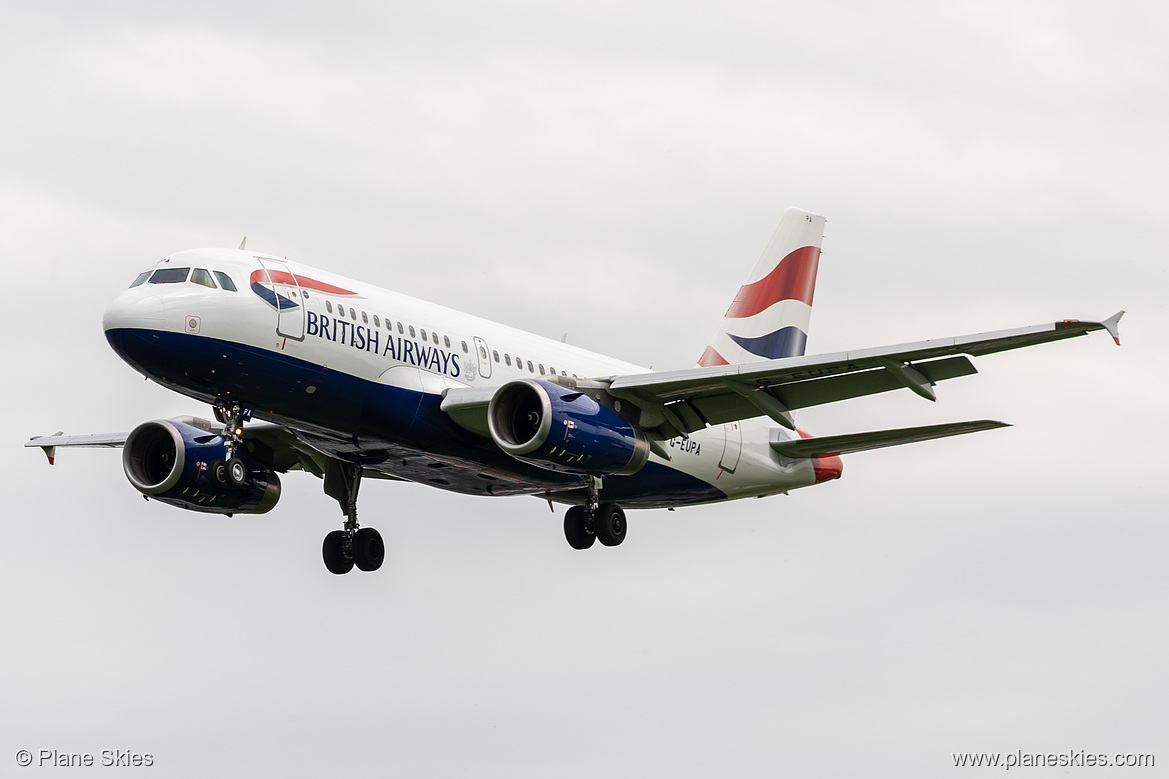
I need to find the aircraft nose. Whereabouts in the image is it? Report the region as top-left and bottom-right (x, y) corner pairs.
(102, 289), (166, 333)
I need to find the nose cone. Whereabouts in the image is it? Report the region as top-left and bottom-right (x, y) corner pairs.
(103, 289), (168, 372)
(103, 289), (165, 333)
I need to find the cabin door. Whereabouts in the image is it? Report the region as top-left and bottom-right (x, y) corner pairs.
(473, 336), (492, 379)
(719, 421), (742, 473)
(257, 258), (305, 341)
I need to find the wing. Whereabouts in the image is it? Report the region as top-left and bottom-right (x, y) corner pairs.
(25, 431), (129, 464)
(606, 312), (1123, 438)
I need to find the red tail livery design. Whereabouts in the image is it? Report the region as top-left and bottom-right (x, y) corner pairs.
(700, 207), (825, 366)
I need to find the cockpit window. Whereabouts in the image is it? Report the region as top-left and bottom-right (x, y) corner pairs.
(129, 271), (151, 288)
(191, 268), (216, 289)
(149, 268), (190, 284)
(213, 271), (237, 292)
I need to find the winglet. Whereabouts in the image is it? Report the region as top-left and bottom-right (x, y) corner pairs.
(30, 431), (64, 465)
(1101, 310), (1124, 345)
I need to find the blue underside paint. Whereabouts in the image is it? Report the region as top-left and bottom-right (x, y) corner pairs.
(729, 326), (807, 359)
(105, 328), (727, 507)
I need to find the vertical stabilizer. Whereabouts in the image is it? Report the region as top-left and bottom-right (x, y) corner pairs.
(698, 207), (826, 366)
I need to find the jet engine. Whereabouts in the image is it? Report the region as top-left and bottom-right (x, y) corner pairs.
(487, 379), (649, 475)
(122, 419), (281, 514)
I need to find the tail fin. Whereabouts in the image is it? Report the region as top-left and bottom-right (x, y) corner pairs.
(698, 207), (826, 366)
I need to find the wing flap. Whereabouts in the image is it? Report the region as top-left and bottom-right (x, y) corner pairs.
(631, 355), (978, 437)
(777, 355), (977, 412)
(770, 420), (1009, 458)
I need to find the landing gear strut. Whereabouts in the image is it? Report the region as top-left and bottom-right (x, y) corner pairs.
(214, 400), (250, 459)
(214, 400), (253, 483)
(321, 460), (385, 575)
(563, 476), (627, 550)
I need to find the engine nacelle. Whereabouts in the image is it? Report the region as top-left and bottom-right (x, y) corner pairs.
(487, 379), (649, 475)
(122, 419), (281, 514)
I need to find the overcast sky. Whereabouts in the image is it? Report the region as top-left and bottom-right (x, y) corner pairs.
(2, 1), (1167, 776)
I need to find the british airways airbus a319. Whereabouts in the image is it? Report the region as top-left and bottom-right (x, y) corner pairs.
(28, 208), (1123, 574)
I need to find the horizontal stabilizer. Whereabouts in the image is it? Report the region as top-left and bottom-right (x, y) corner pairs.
(770, 420), (1009, 459)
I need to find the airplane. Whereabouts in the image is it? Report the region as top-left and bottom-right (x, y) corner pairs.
(26, 208), (1123, 574)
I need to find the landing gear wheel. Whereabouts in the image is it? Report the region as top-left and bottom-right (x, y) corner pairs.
(352, 527), (385, 572)
(564, 505), (596, 550)
(207, 459), (227, 485)
(322, 530), (353, 575)
(595, 502), (627, 547)
(226, 457), (249, 487)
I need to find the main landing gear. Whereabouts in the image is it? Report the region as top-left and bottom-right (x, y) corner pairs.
(563, 477), (627, 550)
(321, 460), (385, 575)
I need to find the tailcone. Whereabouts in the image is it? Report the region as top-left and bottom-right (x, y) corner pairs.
(812, 452), (843, 483)
(796, 427), (844, 483)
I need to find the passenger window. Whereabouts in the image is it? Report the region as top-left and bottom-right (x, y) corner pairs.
(129, 271), (151, 288)
(444, 336), (450, 348)
(149, 268), (190, 284)
(398, 322), (404, 334)
(213, 271), (237, 291)
(479, 346), (487, 360)
(191, 268), (216, 288)
(373, 315), (380, 328)
(409, 326), (416, 338)
(349, 308), (357, 320)
(492, 350), (499, 363)
(505, 354), (512, 367)
(527, 361), (534, 373)
(326, 301), (333, 314)
(461, 340), (468, 353)
(549, 367), (555, 375)
(561, 370), (567, 376)
(539, 364), (545, 374)
(420, 328), (427, 340)
(362, 311), (369, 324)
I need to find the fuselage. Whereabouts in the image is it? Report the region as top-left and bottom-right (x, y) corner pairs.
(102, 248), (829, 508)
